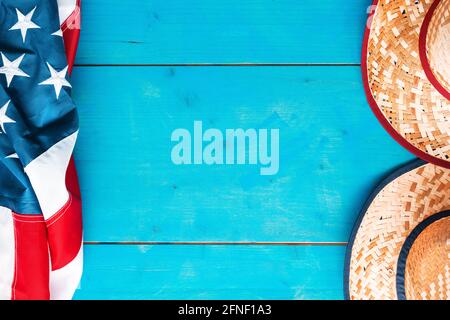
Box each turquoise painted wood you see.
[69,1,409,300]
[77,0,372,64]
[74,245,345,300]
[71,66,414,242]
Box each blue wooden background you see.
[71,0,414,299]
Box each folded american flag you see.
[0,0,82,300]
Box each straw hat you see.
[363,0,450,168]
[345,159,450,300]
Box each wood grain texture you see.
[74,244,345,300]
[71,66,414,242]
[70,2,406,299]
[76,0,372,64]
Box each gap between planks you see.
[74,63,360,67]
[83,241,347,246]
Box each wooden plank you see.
[74,244,345,299]
[77,0,372,64]
[71,66,414,242]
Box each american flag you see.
[0,0,82,300]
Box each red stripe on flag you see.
[66,157,81,199]
[11,214,50,300]
[46,194,82,271]
[62,0,81,74]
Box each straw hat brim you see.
[363,0,450,169]
[345,159,450,300]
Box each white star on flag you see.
[9,7,41,42]
[52,29,63,37]
[5,153,19,159]
[0,53,30,87]
[39,63,72,99]
[0,100,16,133]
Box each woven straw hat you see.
[363,0,450,168]
[345,159,450,300]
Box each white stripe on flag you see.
[50,243,83,300]
[24,131,78,220]
[57,0,78,25]
[0,207,14,300]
